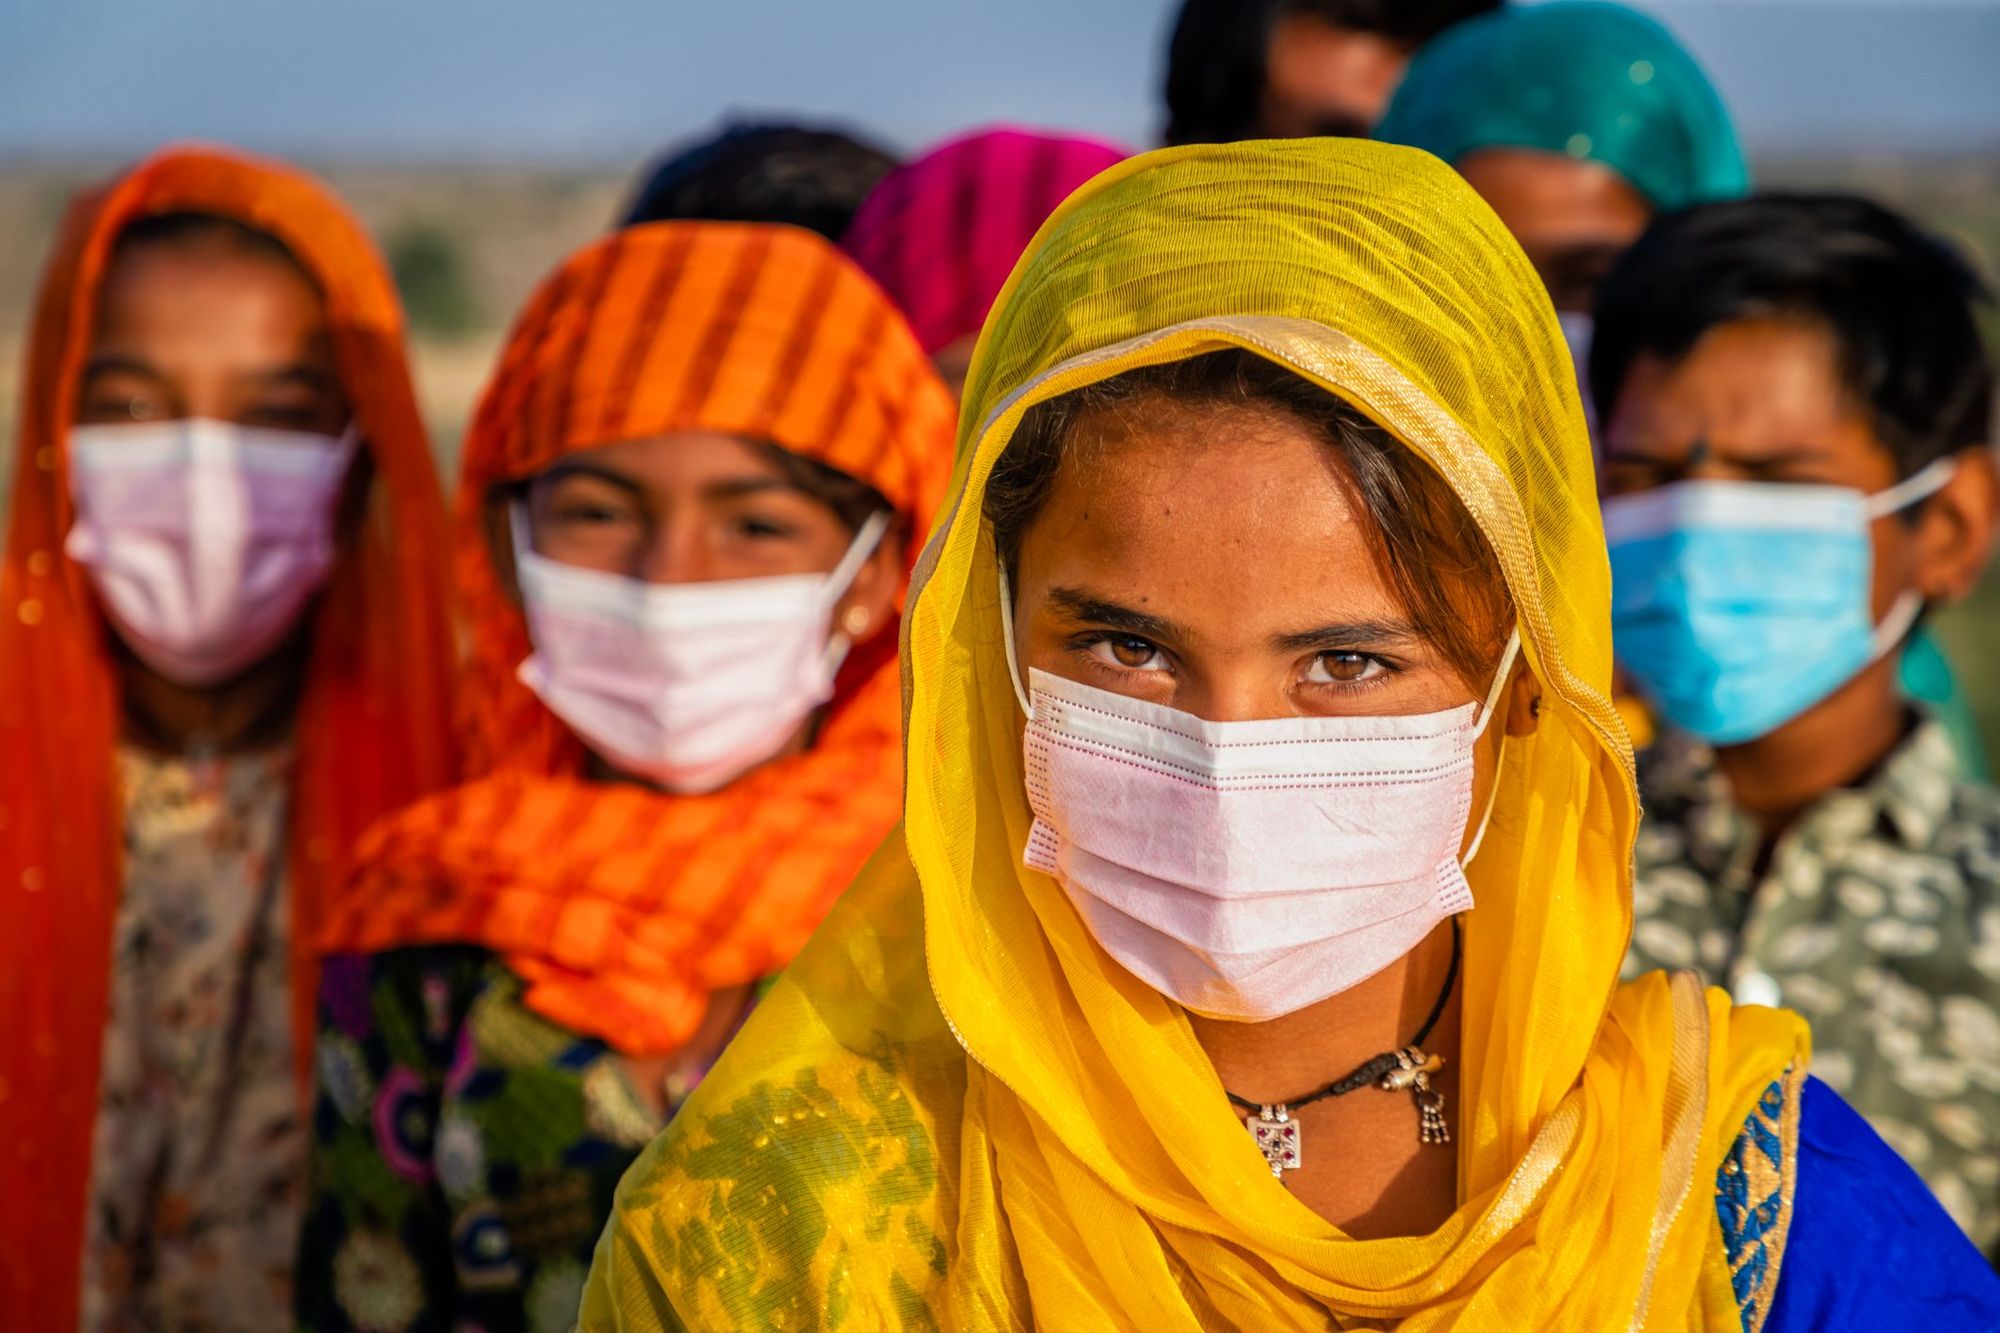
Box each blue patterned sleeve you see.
[1766,1077,2000,1331]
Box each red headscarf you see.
[0,145,456,1327]
[317,222,955,1057]
[841,126,1130,354]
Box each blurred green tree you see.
[386,221,479,337]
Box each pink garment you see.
[841,127,1129,355]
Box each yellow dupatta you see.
[583,139,1808,1331]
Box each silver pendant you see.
[1379,1046,1450,1147]
[1245,1103,1301,1177]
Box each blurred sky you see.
[2,0,1997,162]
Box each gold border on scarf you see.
[1628,972,1712,1329]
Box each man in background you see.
[1597,194,2000,1257]
[1161,0,1500,144]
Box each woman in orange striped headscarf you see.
[299,221,953,1330]
[0,146,454,1329]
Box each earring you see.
[1529,696,1543,719]
[842,606,872,637]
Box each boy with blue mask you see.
[1594,193,2000,1256]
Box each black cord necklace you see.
[1224,918,1461,1178]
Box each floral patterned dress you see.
[82,743,304,1332]
[297,947,744,1333]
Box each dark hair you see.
[1162,0,1502,145]
[619,121,898,240]
[1590,193,1996,477]
[113,210,311,279]
[986,349,1512,687]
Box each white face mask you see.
[1003,570,1518,1021]
[63,418,357,687]
[514,507,890,794]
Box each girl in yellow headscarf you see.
[581,139,1998,1330]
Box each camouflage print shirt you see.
[1623,719,2000,1259]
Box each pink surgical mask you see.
[64,418,357,687]
[514,507,889,795]
[1005,579,1518,1021]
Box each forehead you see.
[1455,148,1650,241]
[1019,399,1409,621]
[1605,318,1875,454]
[1265,16,1407,101]
[90,237,329,354]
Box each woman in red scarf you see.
[0,145,454,1329]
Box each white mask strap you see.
[1864,457,1956,520]
[1460,629,1522,865]
[823,509,894,605]
[1463,730,1507,867]
[1470,629,1522,742]
[998,561,1034,718]
[818,509,895,673]
[1871,588,1927,662]
[1858,460,1953,663]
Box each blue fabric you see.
[1768,1077,2000,1330]
[1900,627,1991,780]
[1607,482,1882,745]
[1715,1078,1792,1323]
[1374,1,1746,212]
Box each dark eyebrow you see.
[1606,437,1835,469]
[1271,618,1423,655]
[1047,585,1181,643]
[79,353,164,382]
[244,363,342,394]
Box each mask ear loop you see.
[998,561,1034,719]
[1463,628,1524,866]
[1863,456,1957,520]
[1470,629,1521,741]
[1861,457,1958,664]
[818,508,895,673]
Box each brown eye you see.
[1110,637,1157,668]
[1309,651,1381,685]
[1088,635,1166,672]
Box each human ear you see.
[1503,660,1542,739]
[1911,446,2000,604]
[832,517,907,644]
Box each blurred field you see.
[1,151,1995,754]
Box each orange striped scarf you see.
[317,222,955,1055]
[0,144,457,1328]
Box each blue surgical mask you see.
[1604,460,1954,745]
